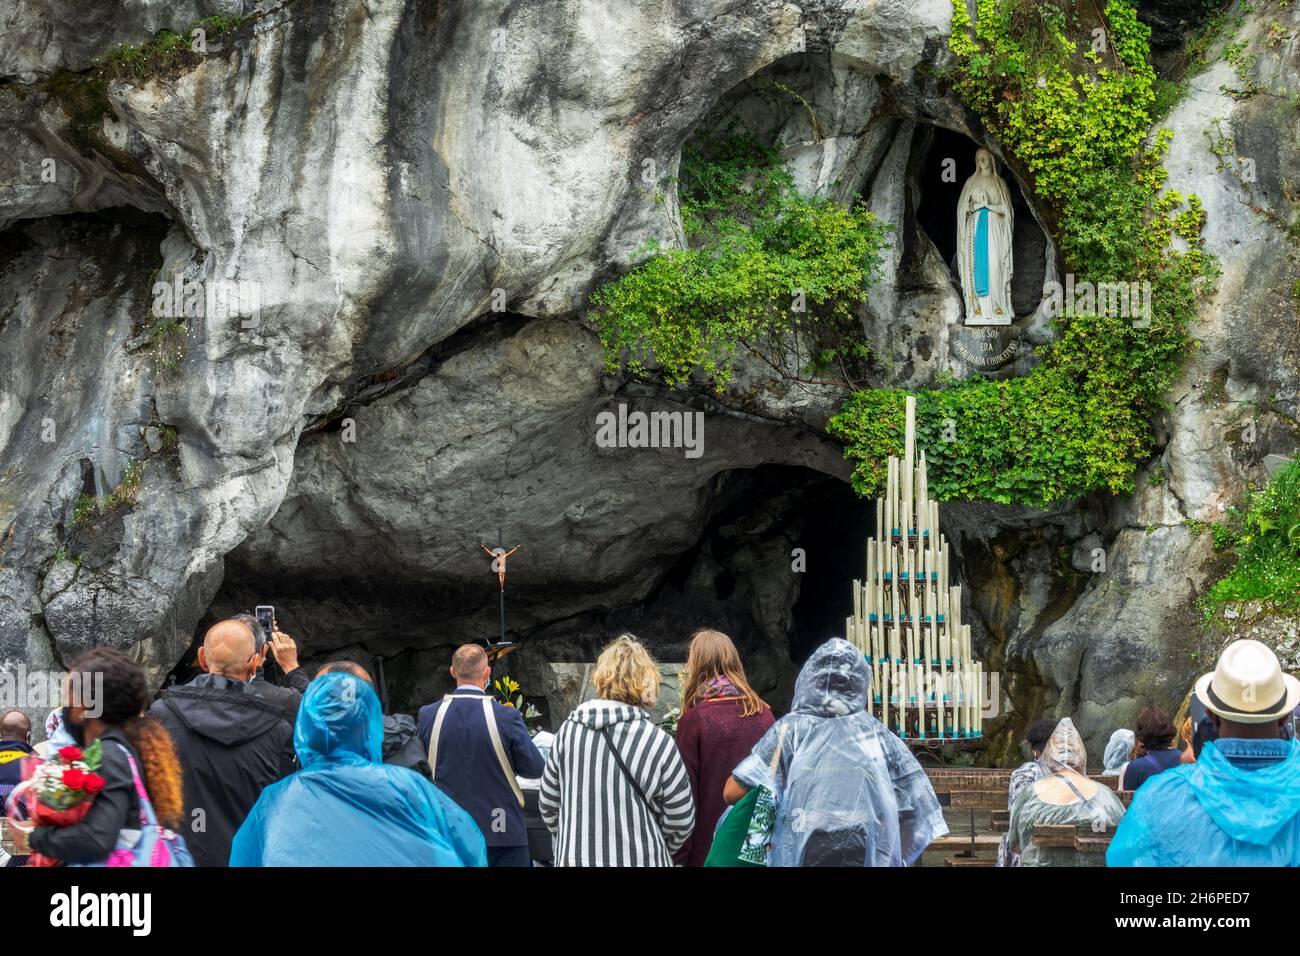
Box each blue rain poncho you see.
[1107,737,1300,867]
[731,638,948,866]
[230,673,486,867]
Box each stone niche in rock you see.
[689,51,1058,394]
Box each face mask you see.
[62,706,86,746]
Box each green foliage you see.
[1201,460,1300,614]
[1221,36,1262,99]
[830,0,1215,504]
[148,317,188,374]
[72,494,98,528]
[590,125,889,388]
[71,461,146,527]
[98,15,250,81]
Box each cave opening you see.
[180,459,873,720]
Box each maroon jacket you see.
[673,697,774,866]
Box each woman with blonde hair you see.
[673,628,773,865]
[539,634,695,866]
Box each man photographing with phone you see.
[231,609,310,724]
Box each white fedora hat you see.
[1194,639,1300,724]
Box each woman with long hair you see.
[20,646,188,865]
[673,628,773,866]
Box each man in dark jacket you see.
[417,645,545,866]
[0,710,34,794]
[1,710,35,864]
[151,619,296,866]
[232,612,309,724]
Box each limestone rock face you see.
[0,0,959,712]
[1,0,1297,762]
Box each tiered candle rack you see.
[845,396,985,742]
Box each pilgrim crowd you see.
[2,611,1298,867]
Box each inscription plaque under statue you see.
[951,324,1020,372]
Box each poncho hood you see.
[294,672,383,768]
[791,638,870,717]
[1190,738,1300,845]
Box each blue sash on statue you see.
[973,206,990,297]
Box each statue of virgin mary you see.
[957,148,1014,325]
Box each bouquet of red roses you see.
[8,740,106,867]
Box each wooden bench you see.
[1030,823,1117,855]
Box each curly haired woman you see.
[19,646,187,865]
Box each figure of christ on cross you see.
[481,543,520,592]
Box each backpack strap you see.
[111,741,158,829]
[1051,771,1089,804]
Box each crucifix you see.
[480,530,521,675]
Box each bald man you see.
[149,619,296,866]
[0,709,34,794]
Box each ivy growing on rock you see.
[831,0,1217,504]
[592,0,1216,508]
[591,126,889,388]
[1201,459,1300,615]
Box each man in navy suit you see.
[418,644,545,866]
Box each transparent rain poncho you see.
[731,638,948,866]
[230,673,486,867]
[1102,729,1135,776]
[1008,718,1125,867]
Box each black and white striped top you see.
[539,699,695,866]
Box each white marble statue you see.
[957,148,1014,325]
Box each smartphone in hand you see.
[255,605,275,647]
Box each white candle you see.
[900,661,908,736]
[887,457,896,535]
[904,396,915,537]
[881,658,889,728]
[916,663,925,739]
[939,648,948,736]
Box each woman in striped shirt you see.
[540,635,695,866]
